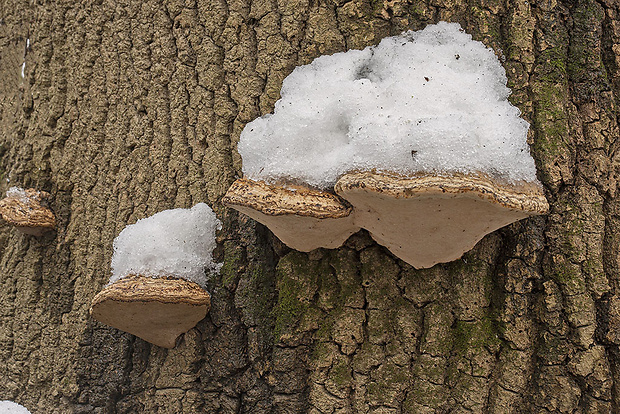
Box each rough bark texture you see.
[1,0,620,412]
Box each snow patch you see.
[0,401,31,414]
[6,187,29,204]
[110,203,222,289]
[239,22,539,189]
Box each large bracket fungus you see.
[0,187,56,236]
[334,171,548,268]
[90,203,221,348]
[223,178,358,251]
[225,22,550,268]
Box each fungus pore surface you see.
[335,171,548,268]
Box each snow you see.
[6,187,29,203]
[0,401,31,414]
[110,203,222,289]
[239,22,539,189]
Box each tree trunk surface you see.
[1,0,620,412]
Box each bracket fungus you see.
[90,203,221,348]
[0,187,56,236]
[335,171,548,268]
[90,275,211,348]
[222,178,358,251]
[226,22,550,267]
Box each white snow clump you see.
[110,203,222,289]
[6,187,29,203]
[239,22,538,189]
[0,401,31,414]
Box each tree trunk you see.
[1,0,620,412]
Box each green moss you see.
[272,251,320,341]
[551,261,586,294]
[367,362,409,404]
[452,318,501,354]
[531,80,569,161]
[329,361,353,387]
[536,47,568,84]
[315,314,335,340]
[567,0,604,81]
[410,4,425,16]
[312,341,331,360]
[468,5,486,20]
[220,241,243,286]
[272,273,307,341]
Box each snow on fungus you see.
[227,22,549,266]
[238,21,539,190]
[90,203,221,348]
[223,178,358,251]
[0,187,56,235]
[109,202,222,289]
[335,171,548,268]
[0,401,31,414]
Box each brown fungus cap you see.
[222,178,359,251]
[90,275,211,348]
[335,171,549,268]
[0,188,56,236]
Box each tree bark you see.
[1,0,620,412]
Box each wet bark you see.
[1,0,620,412]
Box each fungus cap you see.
[222,178,359,251]
[90,275,211,348]
[0,188,56,236]
[335,171,549,268]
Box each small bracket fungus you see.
[335,171,548,268]
[222,178,358,251]
[0,187,56,235]
[226,22,550,267]
[90,203,221,348]
[90,275,211,348]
